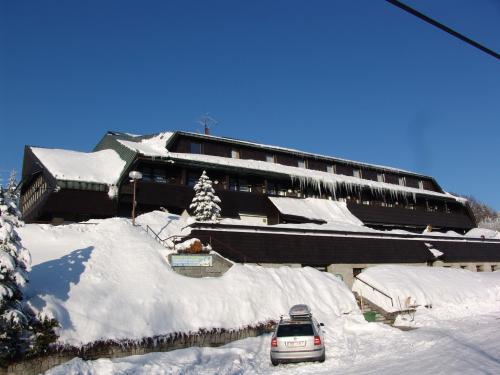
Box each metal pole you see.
[132,179,136,225]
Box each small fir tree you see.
[0,187,57,365]
[189,171,221,222]
[5,171,19,207]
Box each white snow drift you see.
[19,212,358,346]
[353,265,500,314]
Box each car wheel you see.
[319,353,326,363]
[271,359,279,366]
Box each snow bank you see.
[466,227,500,239]
[352,265,500,314]
[30,147,125,185]
[20,212,358,346]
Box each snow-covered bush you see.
[189,171,221,222]
[0,187,57,365]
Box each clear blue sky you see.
[1,0,499,210]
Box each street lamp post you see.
[129,170,142,225]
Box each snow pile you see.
[30,148,125,185]
[269,197,364,226]
[466,227,500,239]
[352,265,500,314]
[19,211,358,346]
[118,132,174,156]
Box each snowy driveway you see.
[47,312,500,374]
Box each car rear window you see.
[277,323,314,337]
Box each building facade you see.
[20,130,499,284]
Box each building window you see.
[266,183,276,195]
[229,177,239,191]
[476,265,484,272]
[418,180,424,189]
[491,265,497,272]
[231,149,240,159]
[398,176,406,186]
[353,169,361,178]
[298,159,306,168]
[153,168,166,183]
[239,178,249,192]
[190,142,202,154]
[377,173,385,182]
[266,154,275,163]
[327,165,334,173]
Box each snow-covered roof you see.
[269,197,365,226]
[31,147,126,185]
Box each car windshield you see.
[277,323,314,337]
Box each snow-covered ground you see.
[46,312,500,374]
[17,210,500,374]
[18,212,358,346]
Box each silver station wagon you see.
[270,304,326,366]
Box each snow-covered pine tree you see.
[189,171,221,222]
[5,170,19,206]
[0,187,57,365]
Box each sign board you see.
[171,254,213,267]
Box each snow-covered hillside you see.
[18,212,359,346]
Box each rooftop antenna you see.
[197,113,218,135]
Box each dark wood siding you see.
[347,202,475,231]
[203,141,230,157]
[189,228,433,264]
[384,173,399,184]
[405,176,420,189]
[276,153,298,167]
[335,164,353,176]
[31,190,118,222]
[240,147,267,161]
[423,179,437,192]
[170,138,191,153]
[307,159,328,172]
[362,169,378,181]
[427,241,500,262]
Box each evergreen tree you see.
[0,187,57,365]
[5,170,19,206]
[189,171,221,222]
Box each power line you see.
[385,0,499,60]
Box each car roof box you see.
[289,304,312,319]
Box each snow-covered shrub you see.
[0,187,57,365]
[189,171,221,222]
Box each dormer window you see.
[353,168,361,178]
[327,165,335,173]
[231,149,240,159]
[190,142,202,154]
[266,154,275,163]
[377,173,385,182]
[399,176,406,186]
[418,180,424,189]
[298,159,306,169]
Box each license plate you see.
[286,341,306,348]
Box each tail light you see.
[271,337,278,347]
[314,336,321,346]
